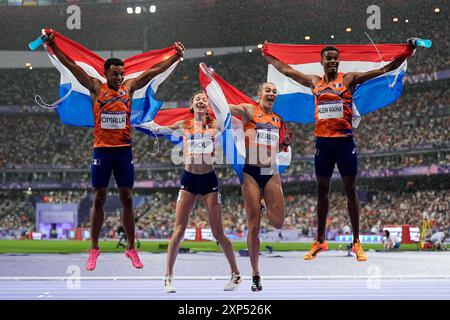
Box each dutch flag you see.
[198,63,292,182]
[39,29,179,127]
[138,63,293,183]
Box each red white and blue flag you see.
[198,63,292,182]
[136,108,194,145]
[137,63,292,182]
[263,42,413,124]
[40,29,179,127]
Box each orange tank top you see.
[182,117,217,157]
[93,83,132,148]
[244,105,283,150]
[312,72,353,138]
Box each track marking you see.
[2,275,450,281]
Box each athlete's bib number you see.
[187,138,214,155]
[317,101,344,120]
[255,129,279,147]
[101,112,126,129]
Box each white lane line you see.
[3,285,450,289]
[2,291,447,296]
[1,280,448,284]
[4,289,449,295]
[36,291,52,298]
[3,283,449,288]
[4,288,450,295]
[2,281,449,285]
[2,275,450,281]
[2,279,450,300]
[0,281,443,289]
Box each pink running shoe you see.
[86,248,100,271]
[125,249,144,269]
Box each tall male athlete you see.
[264,41,415,261]
[45,33,184,270]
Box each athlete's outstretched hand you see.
[283,129,295,147]
[405,38,418,57]
[174,42,185,57]
[407,38,418,49]
[261,40,269,56]
[45,32,55,47]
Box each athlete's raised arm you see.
[345,42,414,88]
[45,32,101,95]
[262,42,320,89]
[139,119,185,136]
[165,119,185,131]
[127,42,185,94]
[228,103,255,124]
[264,54,320,88]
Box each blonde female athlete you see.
[229,82,294,291]
[147,91,242,293]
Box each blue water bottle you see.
[415,38,432,48]
[28,34,48,51]
[409,38,432,49]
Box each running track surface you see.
[1,251,450,300]
[1,278,450,300]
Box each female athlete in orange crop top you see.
[228,82,294,291]
[149,91,242,293]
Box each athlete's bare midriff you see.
[182,120,217,175]
[245,145,277,168]
[184,163,215,175]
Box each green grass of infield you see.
[0,240,422,254]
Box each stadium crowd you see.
[0,0,448,243]
[0,0,447,75]
[1,82,448,169]
[1,48,449,107]
[1,188,448,240]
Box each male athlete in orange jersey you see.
[264,41,415,261]
[45,33,184,270]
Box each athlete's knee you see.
[210,226,223,240]
[267,208,284,229]
[317,179,330,196]
[318,186,329,199]
[270,220,283,229]
[213,230,228,243]
[247,222,260,235]
[119,190,133,208]
[93,190,107,209]
[172,226,186,241]
[344,182,357,196]
[270,216,284,229]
